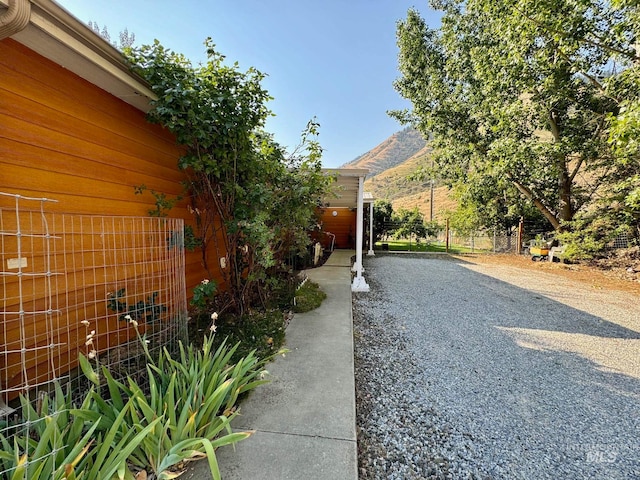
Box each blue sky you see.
[56,0,440,168]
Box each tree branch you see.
[512,5,640,62]
[569,155,586,185]
[555,48,605,92]
[548,111,561,142]
[569,115,606,184]
[510,178,561,230]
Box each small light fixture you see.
[332,210,338,217]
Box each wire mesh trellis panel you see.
[607,232,630,250]
[0,192,188,471]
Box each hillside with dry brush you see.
[343,127,456,221]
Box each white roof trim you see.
[1,0,156,112]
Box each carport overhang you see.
[322,168,373,292]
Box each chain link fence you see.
[435,231,520,253]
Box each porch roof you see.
[322,168,373,208]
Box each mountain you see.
[341,127,457,222]
[363,143,431,202]
[342,126,427,176]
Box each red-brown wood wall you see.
[317,208,357,250]
[0,39,223,283]
[0,38,224,402]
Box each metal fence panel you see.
[1,192,188,473]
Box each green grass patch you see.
[293,280,327,313]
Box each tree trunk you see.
[548,109,573,227]
[511,179,562,230]
[558,163,573,223]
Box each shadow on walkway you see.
[183,250,358,480]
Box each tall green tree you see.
[372,199,395,242]
[88,21,136,49]
[393,207,429,240]
[602,0,640,239]
[392,1,638,233]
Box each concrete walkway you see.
[183,250,358,480]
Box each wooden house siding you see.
[0,39,184,216]
[0,38,223,403]
[0,39,219,280]
[317,208,357,250]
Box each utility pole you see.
[445,217,450,253]
[429,158,434,222]
[429,178,434,222]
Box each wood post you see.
[445,218,450,253]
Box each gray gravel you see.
[353,254,640,480]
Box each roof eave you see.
[321,168,370,208]
[1,0,156,112]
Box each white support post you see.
[367,200,375,256]
[352,175,370,292]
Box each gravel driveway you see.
[353,254,640,480]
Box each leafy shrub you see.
[206,310,288,364]
[558,215,630,261]
[0,332,279,480]
[293,280,327,313]
[190,278,218,312]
